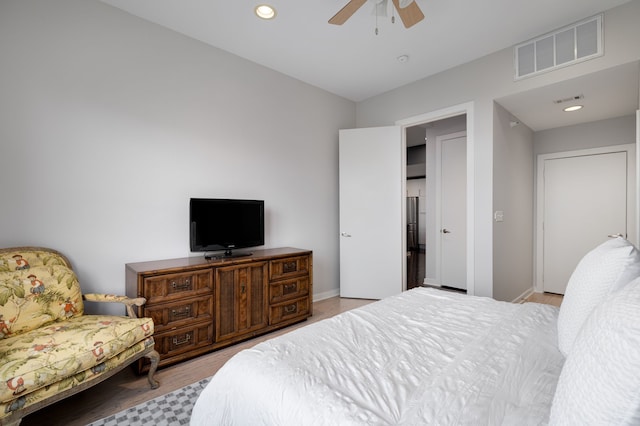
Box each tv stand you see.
[204,250,253,260]
[125,247,312,373]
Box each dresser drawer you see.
[269,277,309,304]
[143,295,213,332]
[154,322,214,360]
[270,256,310,281]
[270,296,309,325]
[142,269,213,304]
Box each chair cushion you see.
[0,265,84,338]
[0,314,154,403]
[556,237,640,356]
[0,336,154,418]
[549,277,640,425]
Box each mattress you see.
[191,288,564,425]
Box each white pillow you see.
[549,277,640,425]
[557,237,640,356]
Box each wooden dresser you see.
[125,247,312,372]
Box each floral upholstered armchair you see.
[0,247,159,425]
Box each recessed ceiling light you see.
[255,4,277,20]
[563,105,583,112]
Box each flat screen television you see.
[190,198,264,259]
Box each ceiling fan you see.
[329,0,424,29]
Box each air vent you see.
[514,14,603,80]
[553,94,584,104]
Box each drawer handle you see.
[171,306,191,319]
[171,279,192,291]
[282,262,297,273]
[283,283,297,294]
[172,334,191,346]
[284,304,297,314]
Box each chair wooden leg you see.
[145,350,160,389]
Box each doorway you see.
[337,103,475,299]
[404,115,468,291]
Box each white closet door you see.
[439,133,467,290]
[542,151,627,294]
[339,126,403,299]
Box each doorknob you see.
[341,232,352,237]
[442,229,451,234]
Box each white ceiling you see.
[100,0,638,130]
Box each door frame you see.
[535,143,637,293]
[637,110,640,245]
[396,102,475,296]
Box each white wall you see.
[493,103,534,302]
[534,114,637,155]
[356,0,640,297]
[0,0,356,311]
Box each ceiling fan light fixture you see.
[329,0,423,29]
[372,0,388,18]
[255,4,277,20]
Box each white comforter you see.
[191,288,564,425]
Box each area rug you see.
[89,377,211,426]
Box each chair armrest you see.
[83,293,147,318]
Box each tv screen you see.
[190,198,264,257]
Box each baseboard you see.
[512,287,535,304]
[313,288,340,301]
[423,278,441,287]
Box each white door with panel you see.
[438,132,467,290]
[339,126,404,299]
[541,149,631,294]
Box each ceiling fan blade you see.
[392,0,424,28]
[329,0,368,25]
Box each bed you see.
[191,237,640,425]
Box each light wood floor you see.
[21,291,562,426]
[524,291,564,307]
